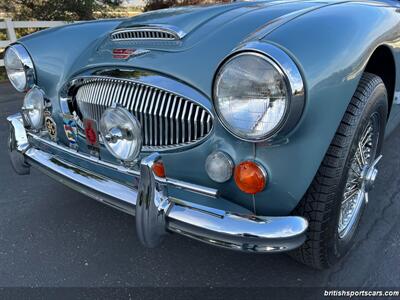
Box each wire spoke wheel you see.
[290,73,388,269]
[338,114,381,239]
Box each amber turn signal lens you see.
[234,161,266,194]
[152,161,166,178]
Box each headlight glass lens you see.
[22,87,45,130]
[214,53,288,141]
[4,45,35,92]
[100,107,142,161]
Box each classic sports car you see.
[5,0,400,269]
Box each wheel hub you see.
[361,163,379,193]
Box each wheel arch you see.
[363,44,396,118]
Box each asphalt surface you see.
[0,81,399,289]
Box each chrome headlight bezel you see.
[212,42,305,142]
[4,44,36,92]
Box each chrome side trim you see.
[111,24,186,41]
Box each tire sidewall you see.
[328,82,388,264]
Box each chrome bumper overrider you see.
[7,113,308,253]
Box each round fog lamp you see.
[99,106,142,161]
[22,87,45,130]
[205,151,234,183]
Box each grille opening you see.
[111,28,179,41]
[74,78,212,150]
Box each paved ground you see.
[0,82,399,289]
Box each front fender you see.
[252,2,400,215]
[18,20,122,102]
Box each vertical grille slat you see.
[153,91,162,146]
[169,96,178,145]
[129,83,140,112]
[187,103,194,142]
[163,94,172,146]
[147,90,157,146]
[175,98,182,144]
[193,106,200,141]
[75,78,212,150]
[200,110,206,137]
[180,101,188,144]
[142,87,152,145]
[158,92,167,146]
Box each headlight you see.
[99,106,142,162]
[22,87,45,130]
[214,52,289,141]
[4,44,36,92]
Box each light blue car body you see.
[16,0,400,216]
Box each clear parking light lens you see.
[4,44,35,92]
[22,87,45,130]
[205,151,234,183]
[214,52,288,141]
[99,106,142,161]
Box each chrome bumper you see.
[7,113,308,253]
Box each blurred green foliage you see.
[0,0,126,21]
[144,0,231,11]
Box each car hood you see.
[115,2,251,35]
[111,1,332,49]
[91,1,334,95]
[19,0,338,99]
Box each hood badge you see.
[112,48,150,60]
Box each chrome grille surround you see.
[111,26,185,41]
[73,77,213,151]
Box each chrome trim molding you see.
[213,41,305,142]
[4,44,36,92]
[111,25,186,41]
[8,113,308,253]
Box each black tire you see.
[290,73,388,269]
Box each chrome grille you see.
[111,28,179,41]
[75,78,213,150]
